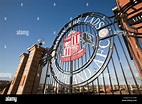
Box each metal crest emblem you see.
[60,31,86,62]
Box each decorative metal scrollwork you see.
[114,0,142,37]
[48,12,116,87]
[39,0,142,94]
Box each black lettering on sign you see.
[127,12,142,26]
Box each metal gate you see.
[38,0,142,95]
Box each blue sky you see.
[0,0,117,81]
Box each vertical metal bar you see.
[106,67,114,95]
[55,82,57,94]
[43,61,50,94]
[52,76,55,94]
[85,25,88,61]
[102,72,107,95]
[97,77,100,95]
[81,24,84,65]
[62,62,64,72]
[69,61,73,94]
[88,25,92,56]
[69,21,73,94]
[74,59,76,71]
[118,35,140,94]
[65,61,66,72]
[76,24,80,69]
[51,74,54,94]
[91,82,95,94]
[114,43,131,94]
[94,80,98,95]
[78,59,79,70]
[87,82,89,94]
[111,58,122,94]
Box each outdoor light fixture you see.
[38,39,45,46]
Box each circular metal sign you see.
[50,12,115,87]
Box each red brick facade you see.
[116,0,142,79]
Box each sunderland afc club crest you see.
[60,30,86,62]
[51,12,115,86]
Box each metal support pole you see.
[42,48,54,94]
[43,61,50,94]
[69,21,74,94]
[69,61,73,94]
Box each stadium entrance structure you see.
[4,0,142,95]
[39,0,142,95]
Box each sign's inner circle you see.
[51,12,115,86]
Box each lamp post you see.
[31,39,45,94]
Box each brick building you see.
[115,0,142,79]
[7,44,45,94]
